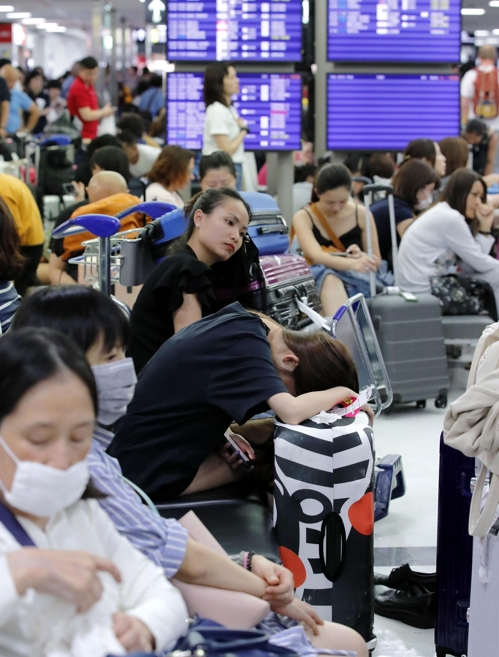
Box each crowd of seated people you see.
[1,63,499,653]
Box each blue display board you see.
[327,0,460,63]
[327,74,460,151]
[167,72,302,151]
[167,0,302,62]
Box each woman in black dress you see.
[127,187,253,373]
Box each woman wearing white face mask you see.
[10,286,369,657]
[398,168,499,311]
[0,328,188,657]
[370,159,440,265]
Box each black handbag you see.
[430,274,498,321]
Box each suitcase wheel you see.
[435,393,448,409]
[416,400,426,409]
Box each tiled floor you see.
[372,364,469,656]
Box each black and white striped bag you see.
[273,408,375,644]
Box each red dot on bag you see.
[348,492,374,536]
[278,546,307,587]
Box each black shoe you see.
[374,582,436,629]
[373,563,436,592]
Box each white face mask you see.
[415,190,433,211]
[92,357,137,426]
[0,436,90,517]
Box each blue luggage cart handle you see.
[116,201,178,221]
[52,214,121,239]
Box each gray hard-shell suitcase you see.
[363,184,449,410]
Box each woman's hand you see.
[7,548,121,613]
[236,118,247,129]
[113,613,155,653]
[345,244,362,257]
[348,252,379,273]
[271,598,324,636]
[477,202,495,232]
[220,430,255,470]
[251,556,295,607]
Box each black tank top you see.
[306,204,363,250]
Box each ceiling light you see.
[45,26,67,32]
[0,6,14,11]
[6,12,30,18]
[37,23,59,29]
[462,7,486,14]
[475,29,490,35]
[21,17,46,25]
[489,1,499,6]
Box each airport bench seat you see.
[156,483,281,563]
[441,314,494,344]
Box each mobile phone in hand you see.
[225,434,254,470]
[63,182,78,197]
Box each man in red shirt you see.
[67,56,115,143]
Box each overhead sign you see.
[0,23,12,44]
[146,0,166,25]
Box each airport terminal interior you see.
[2,1,499,656]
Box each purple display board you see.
[167,72,302,151]
[327,0,460,63]
[327,74,460,151]
[167,0,302,62]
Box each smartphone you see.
[62,182,78,197]
[225,433,253,470]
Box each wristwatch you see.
[479,230,492,235]
[240,125,250,134]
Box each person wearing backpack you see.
[461,45,499,173]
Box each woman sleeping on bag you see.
[0,328,188,657]
[109,301,370,503]
[11,285,368,657]
[127,187,255,374]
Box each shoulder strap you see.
[0,501,36,547]
[310,203,346,252]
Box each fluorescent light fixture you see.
[462,7,486,13]
[45,26,67,32]
[37,23,60,29]
[22,17,46,25]
[6,11,30,18]
[489,1,499,6]
[475,29,491,35]
[493,28,499,33]
[0,6,15,11]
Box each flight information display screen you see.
[327,0,460,63]
[327,74,460,151]
[167,0,302,62]
[167,72,302,151]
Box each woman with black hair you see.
[89,145,131,182]
[292,163,391,315]
[0,198,23,333]
[398,168,499,308]
[0,328,188,655]
[370,158,440,262]
[199,151,237,191]
[127,187,252,373]
[202,63,248,190]
[403,138,447,177]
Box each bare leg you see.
[320,274,348,316]
[180,453,242,496]
[308,621,368,657]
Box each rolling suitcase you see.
[363,184,449,409]
[273,407,376,649]
[435,434,474,657]
[240,192,289,255]
[238,253,322,329]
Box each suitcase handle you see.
[319,511,346,582]
[257,225,289,235]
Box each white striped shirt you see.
[0,282,21,335]
[89,427,188,578]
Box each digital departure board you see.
[167,1,302,62]
[327,0,460,63]
[167,72,302,151]
[327,74,460,151]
